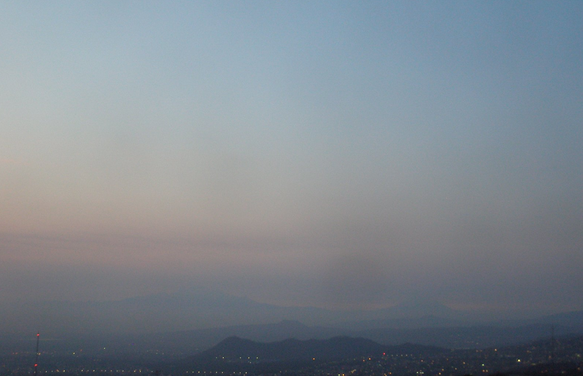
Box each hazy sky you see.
[1,1,582,316]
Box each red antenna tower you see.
[34,332,40,376]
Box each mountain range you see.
[2,291,583,356]
[170,335,449,375]
[5,290,566,336]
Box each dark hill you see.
[169,335,449,375]
[190,335,387,362]
[181,335,448,367]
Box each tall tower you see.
[34,332,40,376]
[550,325,555,374]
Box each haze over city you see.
[1,1,582,334]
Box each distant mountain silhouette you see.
[184,335,446,364]
[540,310,583,330]
[488,310,583,334]
[190,336,385,362]
[332,299,487,331]
[4,291,498,336]
[134,319,346,354]
[4,289,583,356]
[14,290,578,337]
[511,310,583,331]
[5,291,336,335]
[339,314,468,331]
[356,323,578,349]
[169,334,583,376]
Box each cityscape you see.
[2,315,583,376]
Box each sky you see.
[1,1,582,320]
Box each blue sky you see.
[1,1,582,318]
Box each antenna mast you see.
[550,325,555,374]
[34,332,40,376]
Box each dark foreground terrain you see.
[2,333,583,376]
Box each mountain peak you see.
[191,336,388,363]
